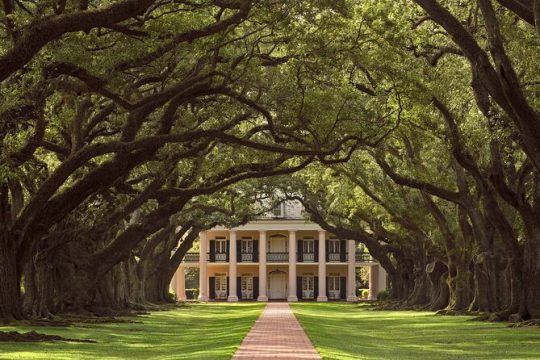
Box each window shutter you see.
[209,277,216,300]
[254,277,259,299]
[226,276,230,297]
[326,277,330,298]
[340,240,346,262]
[237,241,242,262]
[297,276,302,300]
[209,240,216,262]
[340,277,347,299]
[314,240,319,262]
[325,240,329,261]
[237,277,242,299]
[314,276,319,300]
[226,240,230,262]
[297,240,303,262]
[253,240,259,262]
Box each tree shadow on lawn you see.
[0,303,265,360]
[292,302,540,360]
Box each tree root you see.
[0,331,96,343]
[509,319,540,328]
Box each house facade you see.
[172,201,386,302]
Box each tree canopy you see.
[0,0,538,322]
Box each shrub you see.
[377,289,390,300]
[357,288,369,299]
[186,288,199,300]
[168,291,177,302]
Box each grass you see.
[0,303,264,360]
[291,302,540,360]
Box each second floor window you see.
[329,239,340,253]
[241,239,253,253]
[216,239,227,253]
[303,239,314,253]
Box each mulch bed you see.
[0,331,96,343]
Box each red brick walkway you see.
[232,302,321,360]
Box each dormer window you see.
[272,203,285,217]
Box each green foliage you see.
[377,289,390,300]
[185,288,199,300]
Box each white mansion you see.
[171,200,386,302]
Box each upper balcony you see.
[182,251,375,264]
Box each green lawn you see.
[0,303,264,360]
[291,302,540,360]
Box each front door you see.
[302,276,314,299]
[269,271,287,299]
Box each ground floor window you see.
[328,275,340,300]
[241,275,253,300]
[302,276,314,299]
[215,273,227,300]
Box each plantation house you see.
[171,201,386,301]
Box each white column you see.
[347,240,359,302]
[368,264,380,300]
[198,231,209,301]
[317,230,328,301]
[287,230,298,301]
[228,230,239,302]
[170,272,177,293]
[378,265,387,292]
[176,266,186,301]
[258,230,268,301]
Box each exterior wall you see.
[259,199,304,219]
[173,202,384,303]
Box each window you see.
[241,239,253,253]
[215,273,227,292]
[303,239,314,253]
[272,203,284,217]
[216,239,227,253]
[328,276,340,291]
[241,276,253,291]
[329,239,340,253]
[302,276,314,291]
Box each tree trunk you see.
[521,226,540,319]
[426,260,449,310]
[0,229,23,321]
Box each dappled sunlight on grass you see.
[0,303,264,360]
[291,303,540,360]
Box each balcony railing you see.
[215,253,227,262]
[183,252,200,262]
[267,252,288,262]
[328,253,342,262]
[355,253,372,262]
[183,251,376,264]
[301,252,315,262]
[240,252,254,262]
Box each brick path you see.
[232,302,321,360]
